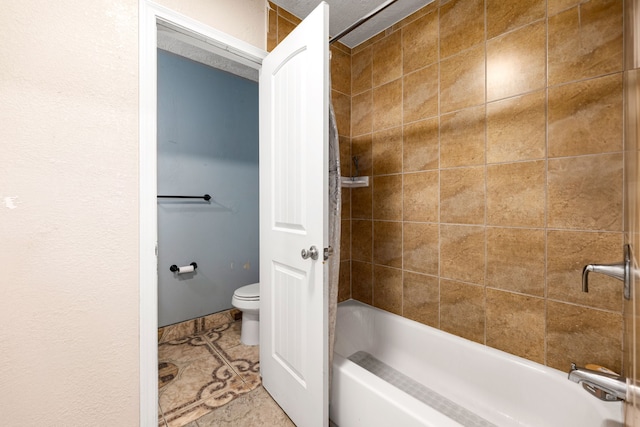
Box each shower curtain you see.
[328,94,341,382]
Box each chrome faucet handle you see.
[582,263,624,292]
[582,244,631,300]
[568,362,627,402]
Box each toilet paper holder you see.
[170,262,198,273]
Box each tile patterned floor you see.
[182,386,296,427]
[158,321,268,427]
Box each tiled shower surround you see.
[269,0,624,373]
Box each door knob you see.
[582,244,631,300]
[301,246,319,260]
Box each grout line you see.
[158,399,169,427]
[483,0,488,347]
[436,3,442,331]
[400,23,405,318]
[544,0,552,366]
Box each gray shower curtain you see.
[328,97,341,382]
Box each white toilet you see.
[231,283,260,346]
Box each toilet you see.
[231,283,260,346]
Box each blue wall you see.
[157,49,259,327]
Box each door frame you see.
[138,2,266,424]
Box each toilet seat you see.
[233,283,259,301]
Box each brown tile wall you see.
[267,2,354,304]
[349,0,624,372]
[268,0,625,373]
[623,0,640,420]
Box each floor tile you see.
[214,344,261,390]
[204,322,242,350]
[193,386,295,427]
[158,321,262,427]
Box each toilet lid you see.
[234,283,260,300]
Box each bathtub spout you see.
[568,363,627,402]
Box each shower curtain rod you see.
[329,0,399,45]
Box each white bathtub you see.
[330,300,623,427]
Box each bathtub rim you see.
[333,298,624,427]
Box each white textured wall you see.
[0,1,265,425]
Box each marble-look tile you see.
[548,0,623,86]
[338,260,351,302]
[158,327,259,427]
[487,20,546,102]
[351,46,372,95]
[403,272,439,327]
[267,7,277,52]
[351,220,373,262]
[330,45,351,96]
[547,230,623,311]
[486,228,545,297]
[202,312,235,333]
[547,153,623,231]
[440,44,485,114]
[340,219,351,261]
[276,16,296,44]
[351,90,372,137]
[332,41,351,55]
[403,118,439,172]
[159,320,198,343]
[373,221,403,268]
[487,90,546,163]
[351,185,372,219]
[373,175,403,220]
[352,261,373,304]
[193,387,295,427]
[372,127,403,175]
[487,160,546,227]
[403,64,439,123]
[351,134,372,177]
[403,171,439,222]
[486,0,545,39]
[166,385,255,426]
[486,289,545,363]
[548,73,623,157]
[440,225,485,285]
[439,0,485,59]
[548,0,582,16]
[276,7,300,25]
[205,322,242,351]
[353,32,386,55]
[393,1,439,32]
[158,334,213,362]
[332,90,351,139]
[373,265,403,315]
[440,106,485,168]
[403,222,439,275]
[373,31,402,87]
[341,188,351,221]
[440,167,485,225]
[373,79,403,131]
[215,344,260,390]
[159,361,179,390]
[440,279,485,344]
[402,11,439,73]
[340,134,351,177]
[547,301,622,372]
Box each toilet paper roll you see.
[178,265,195,274]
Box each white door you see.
[259,2,329,427]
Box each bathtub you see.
[330,300,623,427]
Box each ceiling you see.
[270,0,434,48]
